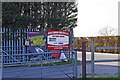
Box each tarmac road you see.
[77,52,119,66]
[2,52,119,78]
[3,63,119,78]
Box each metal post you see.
[70,28,74,58]
[73,51,77,78]
[82,41,86,80]
[0,31,2,80]
[0,1,2,79]
[40,54,43,78]
[72,51,75,78]
[75,51,77,78]
[91,41,94,80]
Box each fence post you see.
[91,41,94,80]
[82,41,86,80]
[0,24,3,79]
[70,28,74,58]
[72,51,77,78]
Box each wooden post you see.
[82,41,86,80]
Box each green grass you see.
[30,60,79,67]
[76,76,120,80]
[4,60,79,68]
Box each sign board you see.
[27,31,46,52]
[47,30,69,50]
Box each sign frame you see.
[47,30,70,50]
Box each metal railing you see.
[2,50,78,79]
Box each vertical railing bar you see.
[15,31,17,63]
[3,28,5,64]
[3,28,6,63]
[16,30,19,62]
[26,29,29,61]
[8,28,10,64]
[22,29,25,63]
[20,29,22,63]
[12,29,14,63]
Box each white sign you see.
[48,34,69,45]
[47,30,69,50]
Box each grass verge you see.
[76,76,120,80]
[4,60,80,68]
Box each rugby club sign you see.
[47,30,69,50]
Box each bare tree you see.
[98,26,116,36]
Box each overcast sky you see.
[74,0,119,37]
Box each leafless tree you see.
[98,26,117,36]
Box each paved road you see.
[3,63,119,78]
[77,52,119,66]
[2,52,119,78]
